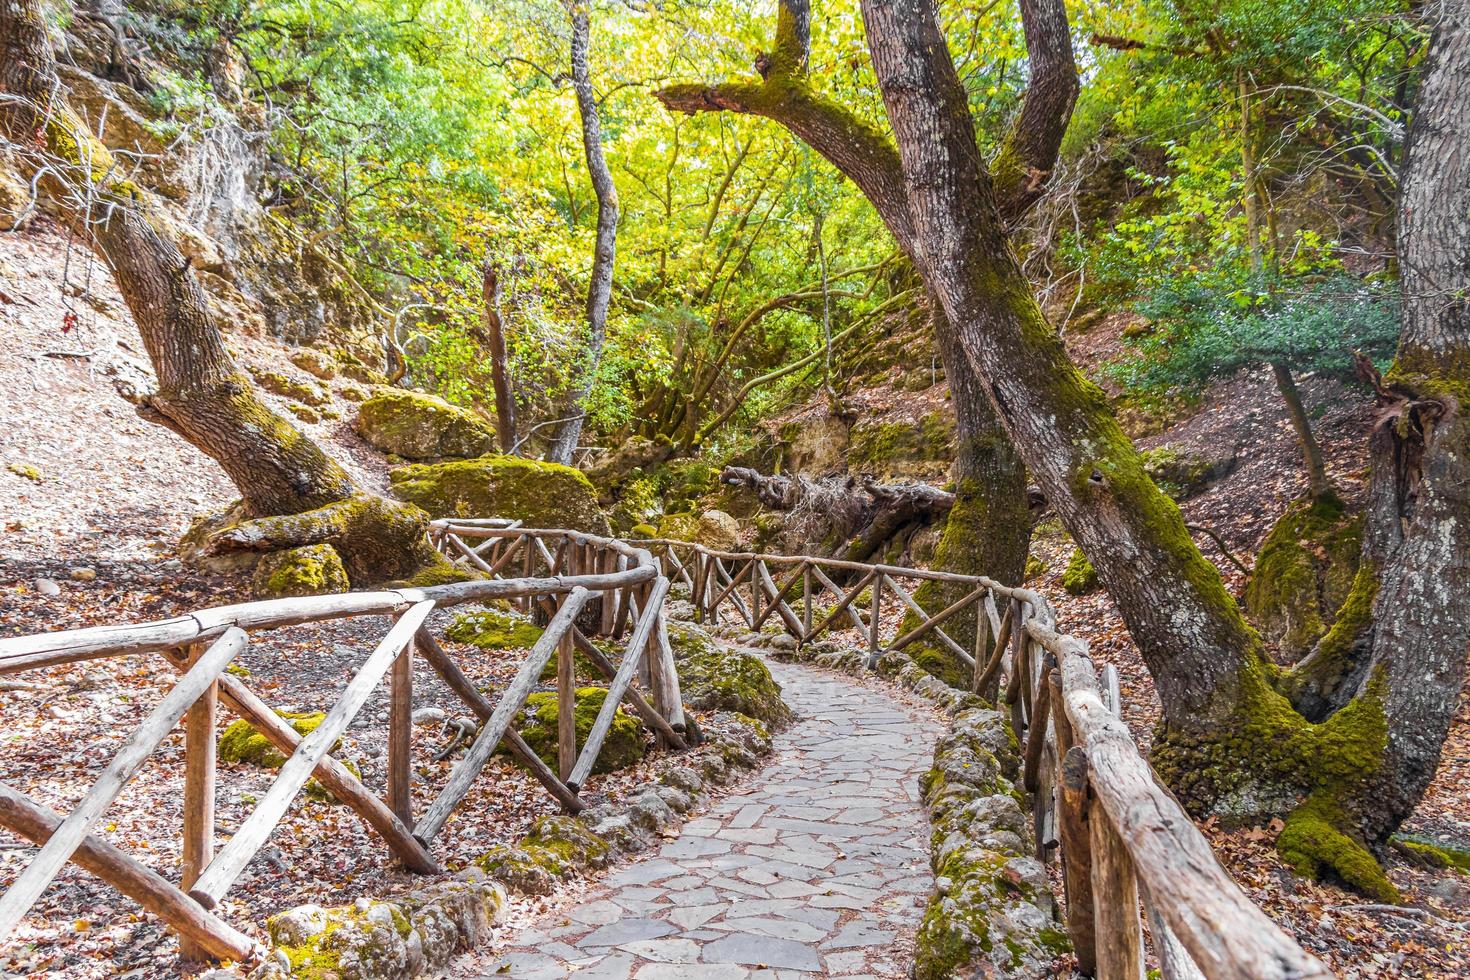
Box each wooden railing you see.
[0,522,1332,978]
[0,522,688,962]
[643,537,1332,980]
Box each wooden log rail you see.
[0,521,689,965]
[0,520,1330,978]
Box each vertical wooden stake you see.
[557,622,577,782]
[387,638,413,826]
[179,642,216,962]
[1090,801,1143,980]
[869,577,882,656]
[1058,747,1097,976]
[971,593,991,695]
[748,561,761,628]
[802,564,813,639]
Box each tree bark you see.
[1269,361,1332,499]
[854,0,1470,893]
[656,0,1045,597]
[549,2,619,465]
[480,256,518,453]
[0,0,452,585]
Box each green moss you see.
[252,369,330,406]
[911,644,971,690]
[1384,346,1470,405]
[354,388,496,460]
[1393,835,1470,872]
[1060,548,1099,595]
[1279,795,1399,903]
[1245,497,1363,661]
[1140,446,1222,500]
[446,610,545,650]
[251,544,350,598]
[629,523,657,537]
[1024,555,1046,581]
[219,712,331,768]
[7,462,42,481]
[677,649,794,726]
[848,413,954,473]
[389,456,610,533]
[1278,562,1379,714]
[512,687,645,775]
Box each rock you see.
[68,567,97,582]
[769,633,798,652]
[1140,445,1236,501]
[1060,547,1099,596]
[76,671,111,691]
[781,412,851,476]
[251,368,330,407]
[251,544,350,598]
[34,578,60,596]
[696,509,741,549]
[677,648,794,727]
[355,388,497,460]
[389,455,610,533]
[7,462,41,481]
[475,816,611,895]
[412,707,447,726]
[511,688,645,775]
[288,348,338,380]
[219,712,332,768]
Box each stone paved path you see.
[474,658,943,979]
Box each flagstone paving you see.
[474,657,943,979]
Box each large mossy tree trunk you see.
[656,0,1066,659]
[856,0,1470,900]
[0,0,453,588]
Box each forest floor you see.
[3,217,1469,978]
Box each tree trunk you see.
[855,0,1470,898]
[480,256,518,453]
[657,0,1045,613]
[1269,361,1332,499]
[0,0,453,587]
[549,2,619,465]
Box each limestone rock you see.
[512,688,645,775]
[355,388,496,460]
[676,648,794,727]
[389,455,610,533]
[288,347,338,380]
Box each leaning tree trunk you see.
[549,1,619,465]
[0,0,453,587]
[857,0,1470,900]
[656,0,1062,658]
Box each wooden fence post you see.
[1057,746,1097,976]
[388,638,413,827]
[557,623,577,782]
[1090,802,1144,980]
[180,641,216,961]
[869,576,882,658]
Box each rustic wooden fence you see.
[0,522,1332,978]
[645,537,1333,980]
[0,523,688,962]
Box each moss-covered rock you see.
[287,403,322,424]
[1245,495,1362,661]
[848,412,954,480]
[253,369,330,406]
[1140,445,1234,500]
[329,347,389,386]
[288,347,338,380]
[911,644,971,690]
[677,649,794,727]
[252,544,350,598]
[513,688,645,775]
[219,711,331,768]
[1060,547,1098,595]
[445,609,544,650]
[474,815,611,895]
[266,872,505,979]
[355,388,497,460]
[389,456,610,533]
[7,462,42,481]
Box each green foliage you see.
[1108,272,1400,396]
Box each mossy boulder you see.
[1060,548,1099,595]
[512,688,645,775]
[355,388,497,460]
[445,609,545,650]
[389,455,611,533]
[677,649,794,727]
[847,412,954,480]
[911,644,971,690]
[1246,495,1363,661]
[475,815,611,895]
[252,369,330,406]
[288,347,337,380]
[656,509,740,549]
[1141,445,1235,500]
[251,544,350,598]
[219,711,331,768]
